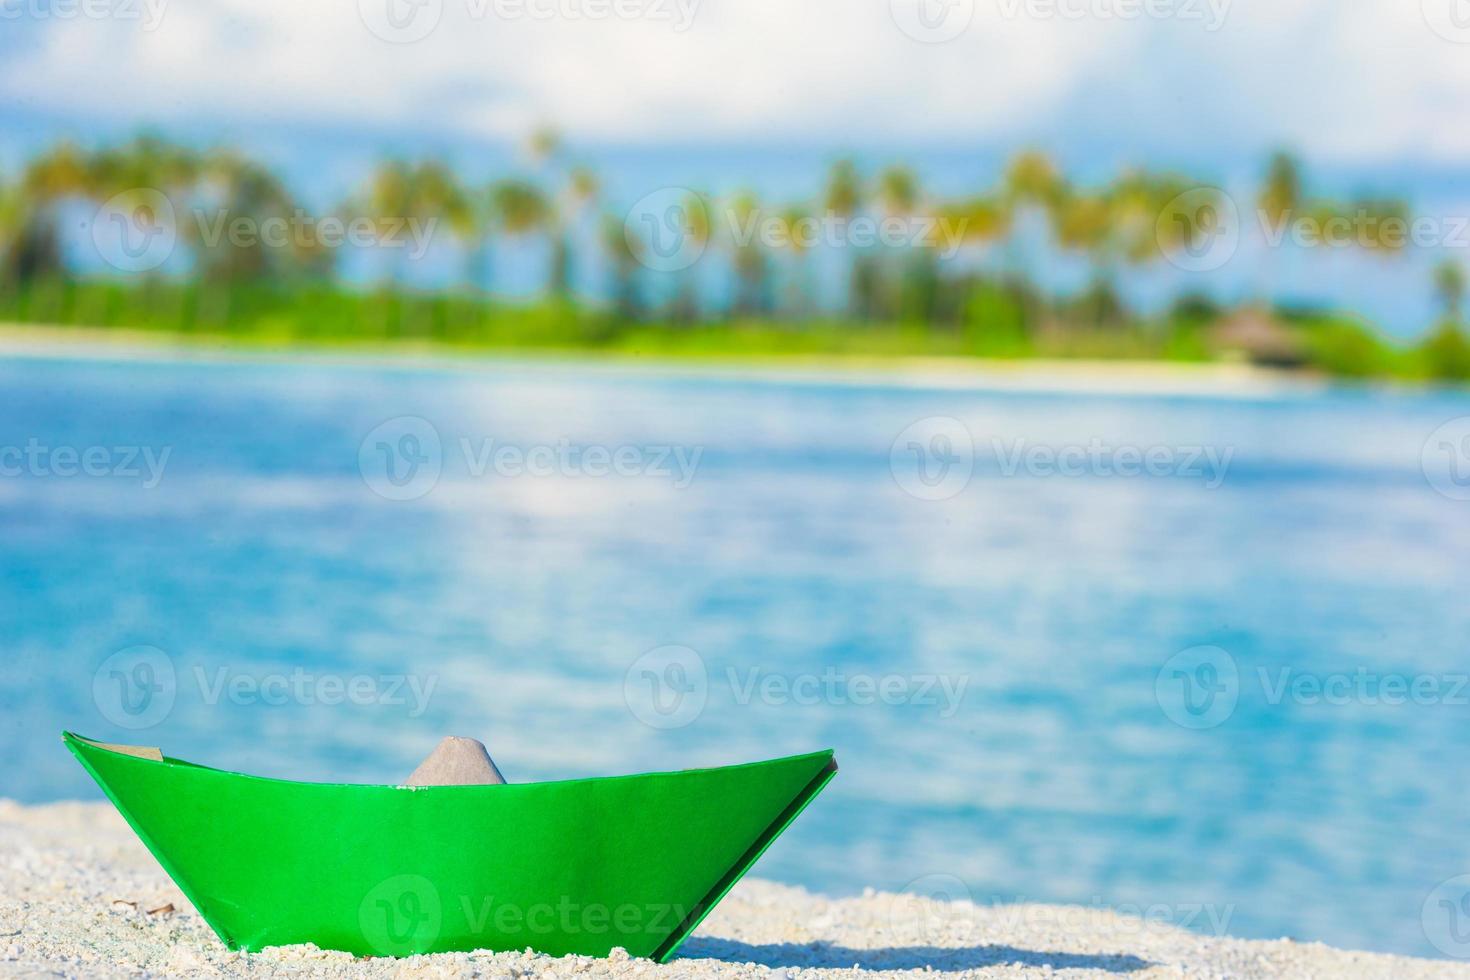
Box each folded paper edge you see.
[69,735,163,762]
[61,732,242,950]
[652,751,838,963]
[62,731,831,792]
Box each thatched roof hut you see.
[1210,307,1306,368]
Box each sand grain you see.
[2,800,1464,979]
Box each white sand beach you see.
[2,801,1465,979]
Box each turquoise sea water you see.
[3,351,1469,959]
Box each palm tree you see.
[1423,260,1470,381]
[86,135,198,205]
[1004,150,1062,205]
[1152,179,1227,259]
[489,179,550,239]
[669,190,710,323]
[404,161,474,334]
[1349,196,1410,253]
[8,141,93,284]
[875,165,918,216]
[823,159,865,317]
[179,150,319,329]
[937,193,1016,334]
[773,205,814,318]
[190,150,322,285]
[83,137,203,327]
[937,194,1012,258]
[1258,152,1301,234]
[1435,259,1466,323]
[0,174,28,295]
[600,212,643,321]
[1052,188,1119,326]
[825,160,861,216]
[527,126,561,166]
[342,159,474,335]
[517,128,601,301]
[725,191,769,317]
[1051,172,1213,328]
[25,141,91,199]
[548,165,599,301]
[410,161,476,321]
[482,177,551,307]
[874,165,923,320]
[348,160,471,287]
[412,161,475,241]
[1256,154,1406,296]
[993,150,1064,316]
[348,160,414,288]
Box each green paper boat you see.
[63,732,837,961]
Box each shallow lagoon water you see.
[3,351,1469,959]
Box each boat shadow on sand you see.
[679,938,1150,973]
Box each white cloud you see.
[3,0,1470,163]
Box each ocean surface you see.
[3,350,1470,960]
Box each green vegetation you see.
[1,132,1467,383]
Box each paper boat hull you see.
[63,732,836,961]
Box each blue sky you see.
[5,0,1469,175]
[4,0,1470,333]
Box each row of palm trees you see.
[0,133,1434,332]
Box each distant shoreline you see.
[0,322,1332,399]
